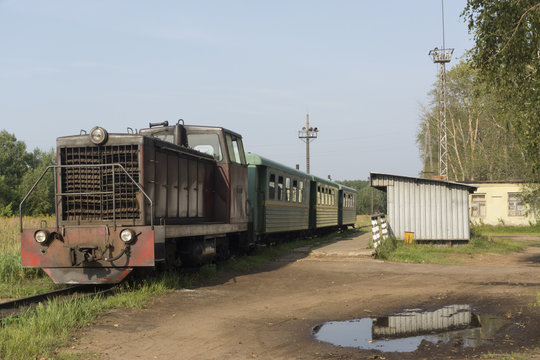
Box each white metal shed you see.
[370,173,477,241]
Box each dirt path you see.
[69,234,540,359]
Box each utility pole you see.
[428,0,453,180]
[297,113,319,174]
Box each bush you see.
[375,236,397,260]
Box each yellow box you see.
[404,232,414,244]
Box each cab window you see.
[187,133,223,161]
[225,133,246,165]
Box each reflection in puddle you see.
[312,304,508,352]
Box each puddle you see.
[312,304,508,352]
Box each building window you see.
[508,193,524,216]
[268,174,275,199]
[471,194,486,217]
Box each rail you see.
[0,285,117,323]
[19,163,154,232]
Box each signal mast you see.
[429,0,453,179]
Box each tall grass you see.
[0,216,55,297]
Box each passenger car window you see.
[286,177,291,202]
[268,174,275,199]
[292,180,298,202]
[299,181,304,203]
[278,176,284,201]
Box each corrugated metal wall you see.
[373,305,473,337]
[372,175,471,241]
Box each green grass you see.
[482,349,540,360]
[0,276,180,360]
[355,214,372,228]
[375,235,529,264]
[374,222,539,265]
[471,223,540,236]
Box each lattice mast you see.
[429,0,453,179]
[298,113,319,174]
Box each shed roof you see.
[370,172,477,193]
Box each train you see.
[20,121,357,284]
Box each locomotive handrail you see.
[19,164,154,232]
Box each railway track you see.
[0,285,116,323]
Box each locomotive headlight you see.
[119,229,136,243]
[34,230,50,244]
[90,126,108,145]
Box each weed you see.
[374,236,397,260]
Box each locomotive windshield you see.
[188,133,223,161]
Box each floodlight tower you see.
[298,113,319,174]
[429,0,453,179]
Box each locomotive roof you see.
[184,125,243,139]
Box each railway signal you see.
[297,113,319,174]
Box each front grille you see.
[60,145,141,221]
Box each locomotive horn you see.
[149,121,169,128]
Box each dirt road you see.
[69,234,540,359]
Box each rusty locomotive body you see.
[20,121,357,284]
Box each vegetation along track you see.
[0,285,116,323]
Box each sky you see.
[0,0,474,181]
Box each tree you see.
[0,130,32,215]
[417,61,526,182]
[462,1,540,180]
[19,149,56,216]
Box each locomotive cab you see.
[141,122,249,225]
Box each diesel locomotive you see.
[20,121,356,284]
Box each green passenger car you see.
[309,176,340,230]
[246,153,311,241]
[338,184,357,229]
